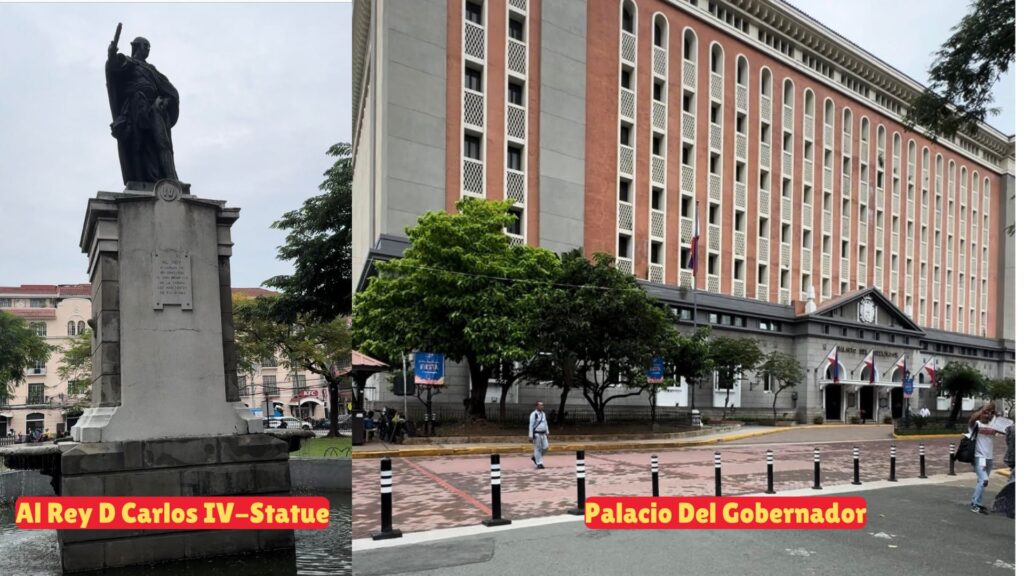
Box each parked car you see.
[265,417,310,430]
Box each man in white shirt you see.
[918,406,931,417]
[970,402,1004,513]
[528,401,549,469]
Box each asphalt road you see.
[354,476,1015,576]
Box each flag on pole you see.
[922,357,939,387]
[688,201,701,275]
[891,353,906,379]
[826,345,840,384]
[860,350,875,384]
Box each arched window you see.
[825,364,845,381]
[760,67,772,97]
[622,0,635,34]
[783,79,794,107]
[68,321,76,336]
[710,43,723,75]
[683,29,697,62]
[78,321,86,335]
[843,109,852,134]
[803,88,814,116]
[653,15,665,47]
[26,412,45,435]
[736,55,748,87]
[860,365,876,382]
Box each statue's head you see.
[130,37,151,61]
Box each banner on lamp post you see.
[414,352,445,386]
[647,357,665,384]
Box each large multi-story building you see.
[352,0,1014,422]
[0,285,332,437]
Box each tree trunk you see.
[649,389,657,424]
[499,383,510,424]
[556,357,574,424]
[466,357,490,419]
[772,391,779,423]
[948,390,965,428]
[327,377,340,437]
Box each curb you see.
[351,425,846,459]
[891,433,964,440]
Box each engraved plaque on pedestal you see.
[152,249,193,310]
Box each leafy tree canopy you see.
[353,198,560,417]
[937,360,988,424]
[57,328,92,393]
[266,142,353,321]
[0,311,53,399]
[904,0,1014,139]
[233,295,352,436]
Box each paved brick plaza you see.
[352,427,1007,539]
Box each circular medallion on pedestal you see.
[155,179,182,202]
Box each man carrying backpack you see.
[528,401,549,469]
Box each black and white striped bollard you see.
[714,452,722,496]
[918,444,927,479]
[852,447,862,485]
[568,450,586,515]
[371,457,402,540]
[948,443,956,476]
[888,444,897,482]
[812,447,822,489]
[765,450,775,494]
[483,454,512,526]
[651,455,660,497]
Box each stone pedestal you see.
[74,181,260,442]
[61,182,290,572]
[58,435,294,573]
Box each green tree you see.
[904,0,1014,139]
[986,377,1015,418]
[0,312,53,403]
[709,337,763,420]
[759,351,805,423]
[57,329,92,400]
[667,326,713,415]
[353,198,560,418]
[527,251,676,424]
[937,361,988,426]
[234,296,352,437]
[266,142,353,320]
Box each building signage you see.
[647,357,665,384]
[297,389,319,398]
[414,352,445,386]
[836,346,899,359]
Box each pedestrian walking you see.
[528,401,549,469]
[968,402,1004,514]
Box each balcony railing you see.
[681,164,695,193]
[735,231,746,258]
[617,200,633,232]
[506,168,525,205]
[736,133,747,161]
[508,38,527,75]
[464,89,484,128]
[651,209,665,239]
[733,280,745,298]
[620,87,635,121]
[649,263,664,283]
[619,144,634,176]
[652,155,666,186]
[463,158,484,196]
[759,142,770,169]
[683,61,696,90]
[709,173,722,203]
[652,100,666,132]
[680,216,693,242]
[736,85,748,111]
[735,182,747,210]
[465,21,485,60]
[620,30,636,64]
[507,103,526,140]
[616,257,633,275]
[653,45,667,78]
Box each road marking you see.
[401,458,492,516]
[785,548,816,557]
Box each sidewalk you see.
[351,424,915,459]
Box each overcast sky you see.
[785,0,1015,135]
[0,3,351,288]
[0,1,1012,288]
